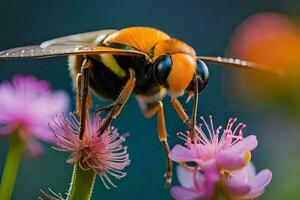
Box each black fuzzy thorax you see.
[88,55,160,101]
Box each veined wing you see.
[40,29,118,47]
[0,45,147,59]
[0,29,147,59]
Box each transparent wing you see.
[0,29,146,59]
[40,29,118,47]
[198,56,283,75]
[0,45,147,59]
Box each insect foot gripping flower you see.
[170,116,257,171]
[171,163,272,200]
[0,75,69,200]
[50,113,130,200]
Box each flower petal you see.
[26,139,44,156]
[245,188,265,199]
[245,162,257,178]
[226,135,258,154]
[229,162,256,184]
[231,165,272,199]
[216,151,247,170]
[31,127,56,142]
[176,166,196,188]
[0,125,16,136]
[170,145,198,162]
[201,162,219,197]
[0,75,69,157]
[171,186,202,200]
[192,143,212,159]
[250,169,272,190]
[225,180,252,196]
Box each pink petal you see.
[225,181,251,196]
[171,186,202,200]
[33,91,69,117]
[200,159,218,172]
[0,75,69,156]
[31,127,56,142]
[170,145,198,162]
[202,164,219,197]
[216,151,246,170]
[250,169,272,190]
[226,135,258,154]
[195,159,212,168]
[245,162,257,178]
[0,125,16,136]
[246,188,265,199]
[231,165,272,199]
[176,166,195,188]
[192,143,212,159]
[230,163,254,183]
[26,139,44,156]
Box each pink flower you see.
[0,75,69,155]
[50,113,130,189]
[225,162,272,199]
[171,162,272,200]
[170,116,257,171]
[171,163,219,200]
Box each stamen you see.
[194,126,210,145]
[227,118,237,131]
[200,116,213,142]
[100,175,111,190]
[209,116,218,147]
[225,117,234,130]
[210,115,216,137]
[233,122,244,137]
[177,132,188,142]
[103,173,117,188]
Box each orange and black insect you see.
[0,27,275,187]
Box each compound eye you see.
[152,54,172,86]
[197,60,209,83]
[185,60,209,93]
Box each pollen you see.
[244,150,252,164]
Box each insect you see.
[0,27,276,187]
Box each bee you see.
[0,27,276,187]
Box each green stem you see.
[0,132,25,200]
[67,163,96,200]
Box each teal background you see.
[0,0,300,199]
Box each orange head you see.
[151,39,209,97]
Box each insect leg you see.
[78,57,93,140]
[190,77,199,142]
[171,77,199,141]
[95,102,120,114]
[97,68,136,135]
[76,73,92,116]
[75,73,83,115]
[170,97,192,128]
[143,101,172,188]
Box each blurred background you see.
[1,0,300,199]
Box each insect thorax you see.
[69,54,161,101]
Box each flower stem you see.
[67,163,96,200]
[0,132,25,200]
